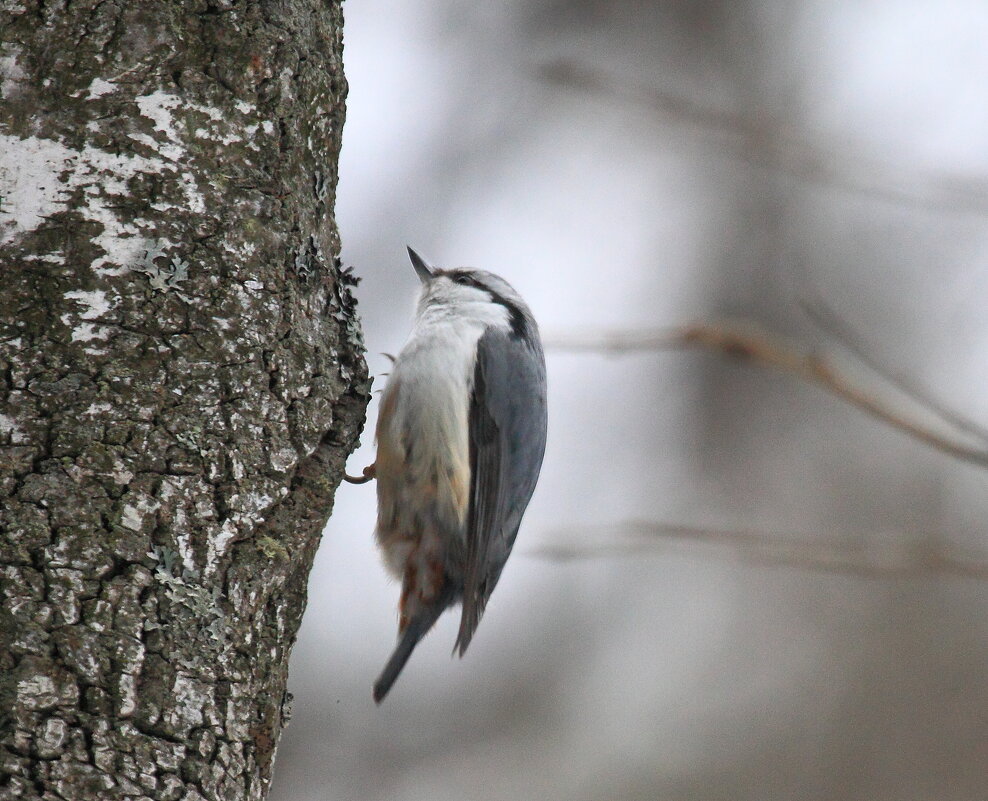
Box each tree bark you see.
[0,2,365,800]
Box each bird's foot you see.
[343,462,377,484]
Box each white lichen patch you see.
[0,134,75,243]
[16,675,57,710]
[61,289,114,342]
[207,519,239,574]
[222,238,257,257]
[137,90,247,151]
[85,196,162,277]
[0,132,203,275]
[64,289,111,319]
[270,446,297,472]
[159,477,196,568]
[167,673,212,733]
[127,133,165,152]
[22,252,66,264]
[132,241,191,294]
[85,77,117,99]
[0,50,25,98]
[120,495,159,532]
[35,717,68,759]
[204,486,279,574]
[117,673,138,718]
[69,323,110,343]
[0,412,26,444]
[198,105,224,123]
[195,124,246,147]
[111,463,134,486]
[149,547,227,655]
[119,506,143,531]
[134,90,186,161]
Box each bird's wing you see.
[455,325,547,655]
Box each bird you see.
[352,246,547,703]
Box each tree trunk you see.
[0,3,365,800]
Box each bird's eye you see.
[450,273,472,286]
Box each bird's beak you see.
[406,246,434,284]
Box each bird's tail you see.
[373,586,454,703]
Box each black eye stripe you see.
[444,271,528,339]
[451,273,482,288]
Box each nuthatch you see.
[349,247,547,703]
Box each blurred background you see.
[272,2,988,799]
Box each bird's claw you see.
[343,463,377,484]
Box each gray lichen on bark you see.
[0,2,367,800]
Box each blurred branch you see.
[539,59,988,216]
[532,521,988,580]
[801,294,988,444]
[546,320,988,468]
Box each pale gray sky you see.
[274,3,988,799]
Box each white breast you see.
[373,297,510,580]
[385,304,502,475]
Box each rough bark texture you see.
[0,2,366,800]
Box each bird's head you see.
[406,246,533,338]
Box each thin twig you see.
[546,321,988,468]
[531,521,988,580]
[539,59,988,217]
[800,294,988,445]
